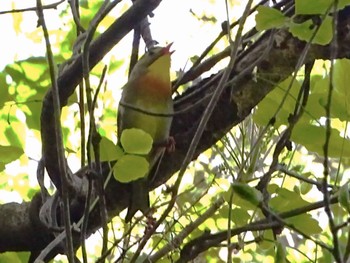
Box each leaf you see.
[332,59,350,119]
[275,241,287,263]
[113,154,149,183]
[5,121,25,148]
[0,73,12,109]
[291,124,350,158]
[230,208,250,227]
[299,172,314,194]
[300,181,313,195]
[20,57,48,82]
[12,9,23,35]
[339,184,350,213]
[253,76,301,127]
[255,6,288,31]
[98,137,123,162]
[231,183,262,207]
[295,0,332,14]
[295,0,350,15]
[107,58,123,74]
[259,230,275,250]
[120,128,153,155]
[289,15,332,45]
[270,188,310,212]
[285,214,322,235]
[0,252,22,263]
[0,145,23,164]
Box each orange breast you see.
[136,73,172,100]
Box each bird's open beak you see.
[163,42,175,55]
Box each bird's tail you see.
[125,178,150,222]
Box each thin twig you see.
[82,2,112,258]
[172,0,270,90]
[68,0,86,33]
[323,2,342,263]
[0,0,64,15]
[148,197,225,262]
[36,0,75,262]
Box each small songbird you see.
[117,43,174,222]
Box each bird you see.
[117,43,174,222]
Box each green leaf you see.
[0,73,12,109]
[107,59,124,74]
[300,181,313,195]
[295,0,332,14]
[270,188,310,212]
[332,59,350,119]
[259,230,275,250]
[255,6,288,31]
[113,154,149,183]
[298,172,314,195]
[275,241,287,263]
[291,124,350,158]
[289,16,332,45]
[285,214,322,235]
[0,145,23,164]
[253,76,301,127]
[5,121,25,148]
[230,208,250,227]
[339,183,350,213]
[295,0,350,14]
[20,57,48,82]
[0,252,22,263]
[231,183,262,207]
[120,128,153,155]
[99,137,123,162]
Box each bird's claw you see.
[166,136,176,153]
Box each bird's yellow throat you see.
[147,54,171,84]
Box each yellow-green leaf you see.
[289,16,332,45]
[295,0,350,15]
[275,242,287,263]
[120,128,153,155]
[285,214,322,235]
[98,137,123,162]
[231,183,262,207]
[113,154,149,183]
[256,6,288,31]
[339,183,350,213]
[0,145,23,164]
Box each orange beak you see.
[163,42,174,55]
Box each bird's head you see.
[130,43,174,81]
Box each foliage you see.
[1,0,350,263]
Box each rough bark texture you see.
[1,1,350,259]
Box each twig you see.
[277,164,324,190]
[148,197,224,262]
[82,2,117,259]
[36,0,75,262]
[0,0,64,15]
[68,0,86,33]
[177,192,343,262]
[323,2,342,263]
[129,26,141,77]
[172,0,270,90]
[224,1,254,262]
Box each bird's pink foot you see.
[166,136,176,153]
